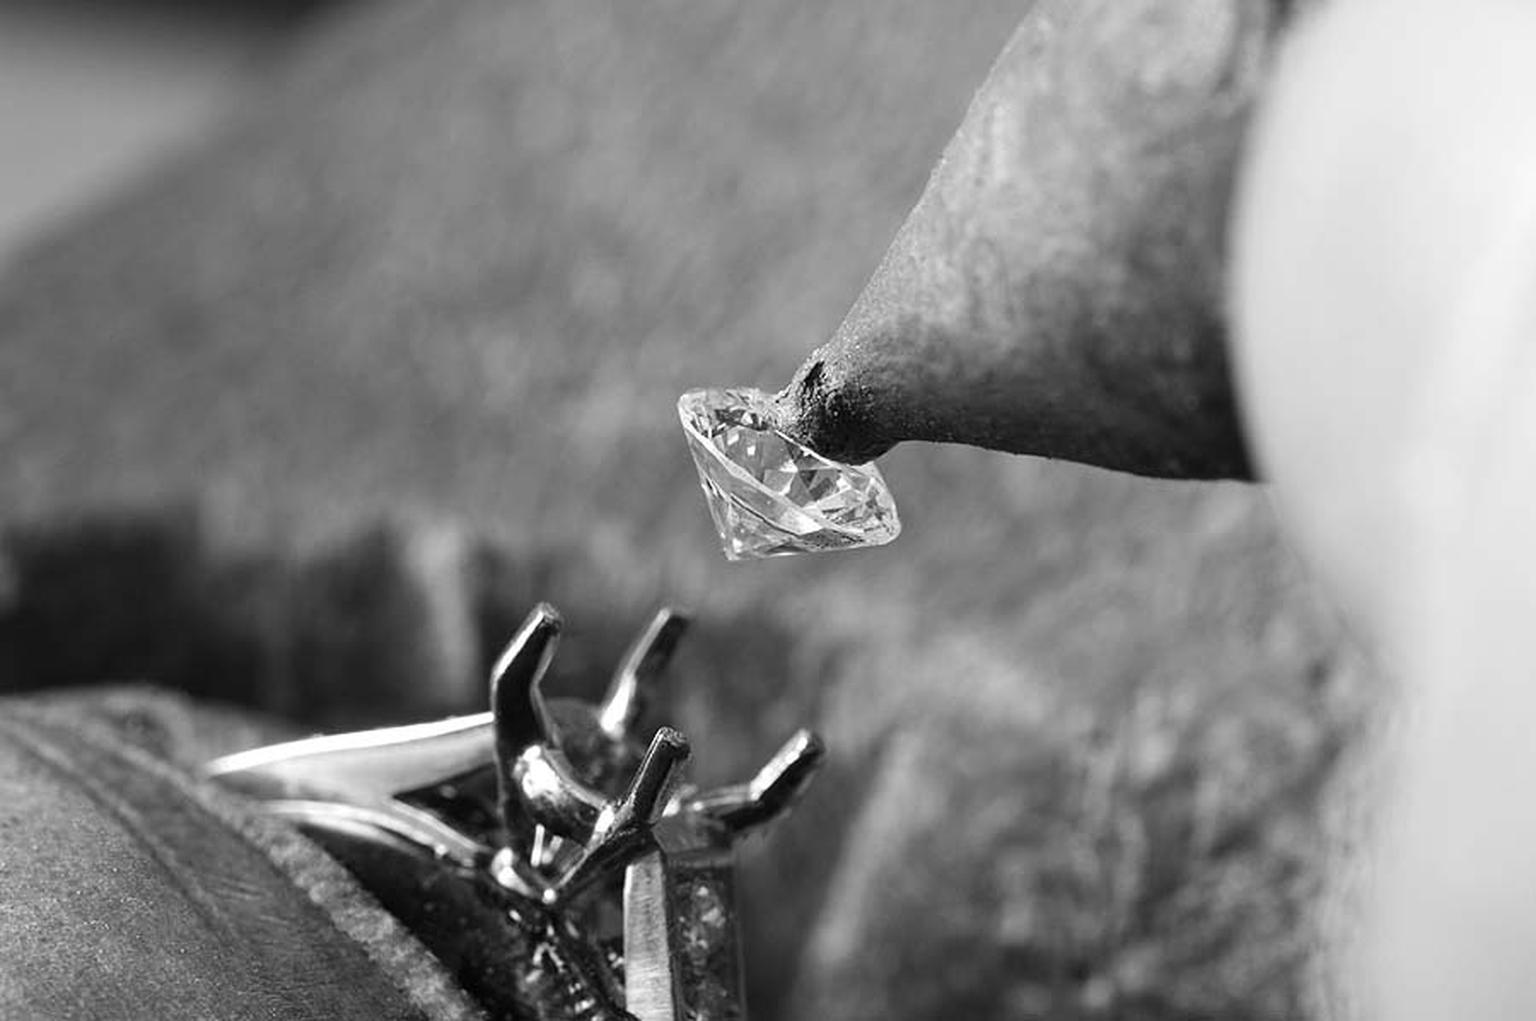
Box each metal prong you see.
[205,712,494,802]
[687,729,825,833]
[618,727,692,829]
[598,608,690,739]
[553,728,690,902]
[508,744,605,843]
[490,603,563,756]
[491,605,564,847]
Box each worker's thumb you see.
[1233,0,1536,1016]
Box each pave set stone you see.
[677,387,901,561]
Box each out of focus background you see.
[0,0,331,257]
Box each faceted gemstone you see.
[677,387,901,561]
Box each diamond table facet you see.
[677,387,901,561]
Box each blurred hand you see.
[1234,0,1536,1015]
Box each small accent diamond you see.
[677,387,901,561]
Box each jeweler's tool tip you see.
[772,0,1275,480]
[771,360,889,467]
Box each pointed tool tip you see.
[770,356,895,466]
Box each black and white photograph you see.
[0,1,1531,1018]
